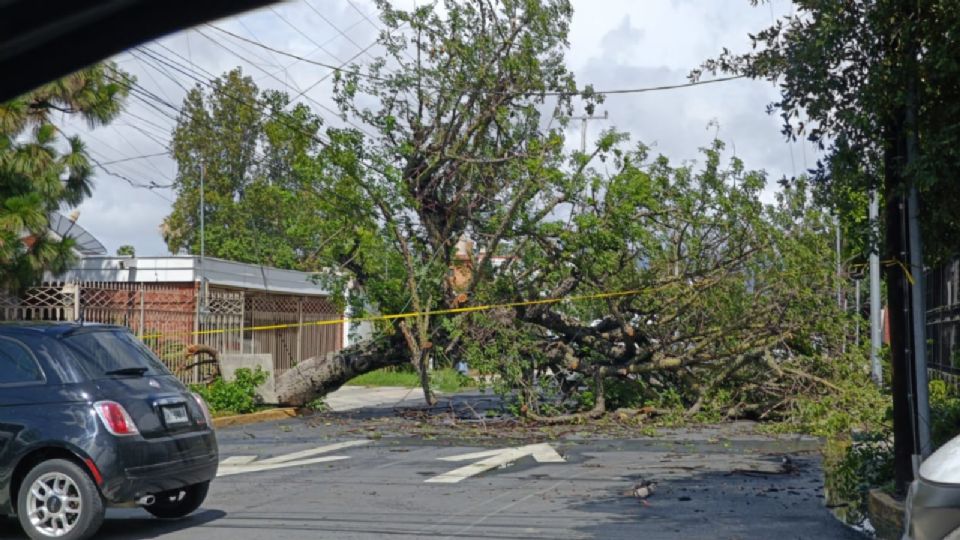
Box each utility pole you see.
[887,1,930,492]
[906,48,931,460]
[199,160,205,266]
[570,110,609,154]
[869,189,883,385]
[198,160,208,318]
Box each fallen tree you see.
[166,0,867,419]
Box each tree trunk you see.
[418,349,436,406]
[275,335,408,407]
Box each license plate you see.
[162,404,189,425]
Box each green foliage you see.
[762,351,890,438]
[823,434,895,525]
[602,377,646,410]
[163,68,328,273]
[429,369,475,394]
[305,396,330,412]
[1,63,130,291]
[191,367,268,415]
[116,245,135,257]
[929,379,960,450]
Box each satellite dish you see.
[48,212,107,256]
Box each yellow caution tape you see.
[141,287,649,341]
[848,258,915,286]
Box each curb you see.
[212,407,299,429]
[867,488,905,540]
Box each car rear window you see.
[62,329,170,377]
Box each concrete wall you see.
[220,353,277,404]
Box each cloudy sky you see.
[64,0,816,257]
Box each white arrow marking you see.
[217,440,370,477]
[426,443,565,484]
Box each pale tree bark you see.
[275,335,407,407]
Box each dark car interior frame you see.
[0,0,279,102]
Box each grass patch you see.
[347,367,475,393]
[431,368,476,393]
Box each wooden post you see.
[240,291,246,354]
[138,284,145,338]
[296,298,303,364]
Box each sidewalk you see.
[324,385,427,411]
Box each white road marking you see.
[425,443,565,484]
[258,440,370,464]
[220,456,258,466]
[218,455,350,477]
[217,440,369,477]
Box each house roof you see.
[49,256,331,297]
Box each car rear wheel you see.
[17,459,105,540]
[145,481,210,519]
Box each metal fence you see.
[1,282,342,384]
[926,261,960,375]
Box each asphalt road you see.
[1,413,864,540]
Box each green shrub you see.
[823,433,895,525]
[191,367,268,415]
[929,378,960,450]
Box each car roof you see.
[0,322,126,338]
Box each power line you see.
[113,49,366,188]
[126,86,181,121]
[79,129,171,185]
[287,30,383,104]
[192,27,379,140]
[87,151,173,194]
[112,120,170,180]
[253,17,368,86]
[97,152,168,166]
[343,0,417,64]
[236,19,289,71]
[204,22,746,96]
[346,0,380,30]
[268,6,350,66]
[128,48,191,94]
[578,76,747,96]
[135,43,375,155]
[302,1,375,60]
[117,122,172,150]
[119,110,172,136]
[205,23,392,83]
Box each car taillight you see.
[192,393,214,427]
[93,401,139,436]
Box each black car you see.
[0,323,218,540]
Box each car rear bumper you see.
[95,430,219,502]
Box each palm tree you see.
[0,63,131,291]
